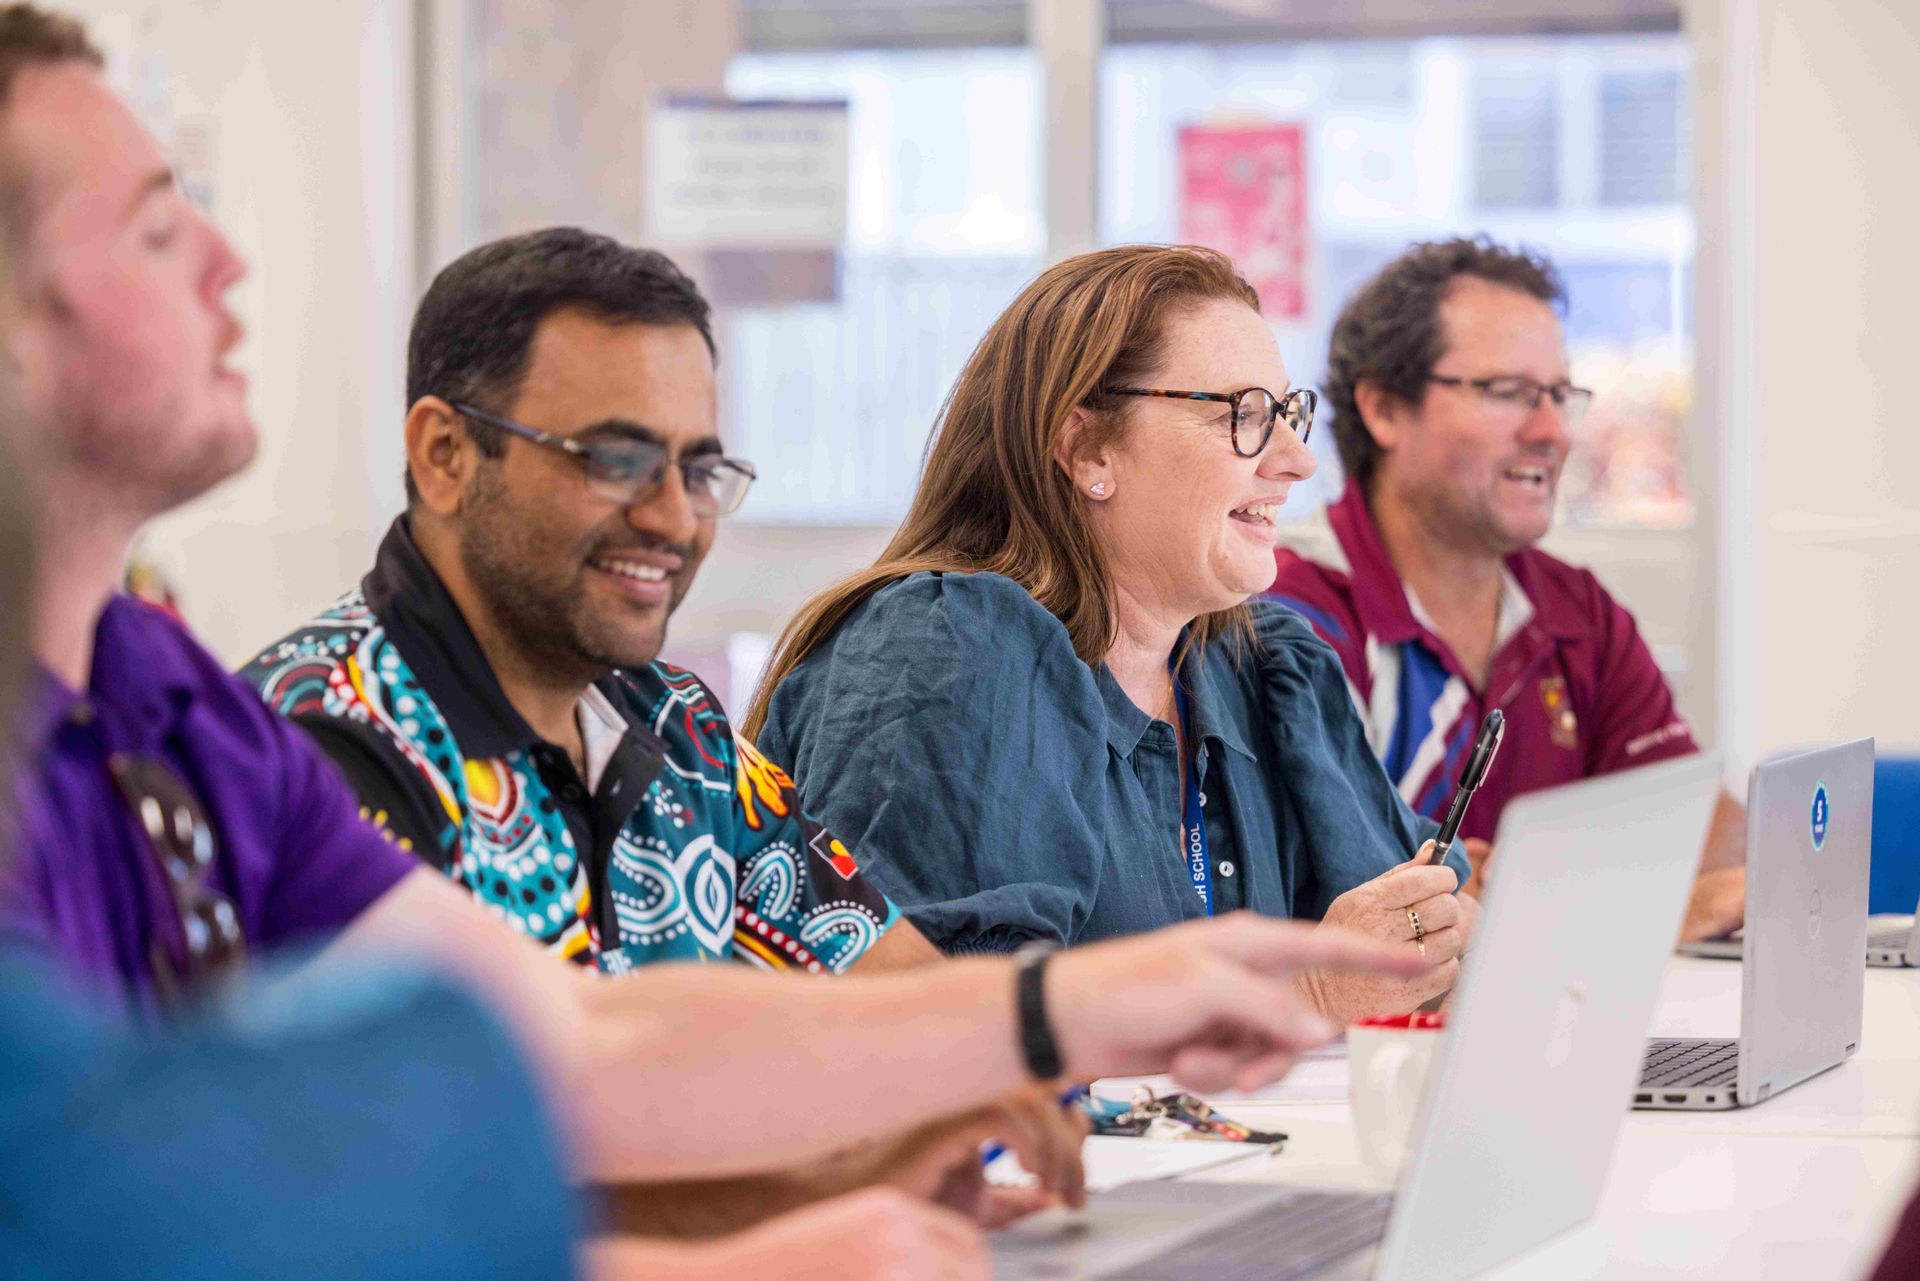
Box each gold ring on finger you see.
[1406,907,1425,943]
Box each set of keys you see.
[1083,1087,1288,1147]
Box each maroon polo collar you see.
[1324,485,1593,653]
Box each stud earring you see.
[1089,481,1110,497]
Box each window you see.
[450,7,1692,530]
[1472,64,1560,210]
[1102,33,1694,528]
[1599,70,1685,206]
[722,48,1044,524]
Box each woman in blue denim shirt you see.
[749,246,1474,1022]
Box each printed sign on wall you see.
[646,97,850,251]
[1178,123,1309,320]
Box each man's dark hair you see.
[1326,235,1565,491]
[0,4,102,245]
[404,227,715,504]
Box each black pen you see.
[1427,709,1505,865]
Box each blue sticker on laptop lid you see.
[1810,781,1830,851]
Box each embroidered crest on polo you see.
[1810,780,1830,851]
[1539,675,1579,750]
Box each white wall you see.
[1692,0,1920,765]
[72,0,414,665]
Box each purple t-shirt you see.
[3,596,418,1020]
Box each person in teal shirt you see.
[0,953,580,1280]
[749,245,1475,1024]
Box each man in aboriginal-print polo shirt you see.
[240,228,935,976]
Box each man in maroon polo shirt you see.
[1269,237,1745,941]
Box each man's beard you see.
[457,466,684,678]
[61,384,258,520]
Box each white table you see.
[1096,959,1920,1279]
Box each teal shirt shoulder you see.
[0,952,574,1280]
[757,571,1459,952]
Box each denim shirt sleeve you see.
[758,572,1111,952]
[1252,600,1463,914]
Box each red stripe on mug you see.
[1351,1012,1447,1031]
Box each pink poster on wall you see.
[1178,123,1308,320]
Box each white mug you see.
[1348,1012,1446,1181]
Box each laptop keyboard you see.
[1641,1038,1740,1088]
[1106,1189,1392,1281]
[1870,924,1910,949]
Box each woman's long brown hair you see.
[742,244,1262,739]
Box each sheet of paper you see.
[987,1135,1274,1191]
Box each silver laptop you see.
[1637,738,1873,1111]
[991,754,1719,1281]
[1703,905,1914,967]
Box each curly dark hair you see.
[404,227,714,504]
[1327,236,1564,491]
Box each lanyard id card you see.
[1171,659,1212,916]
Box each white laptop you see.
[990,754,1720,1281]
[1638,738,1873,1110]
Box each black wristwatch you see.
[1014,941,1064,1081]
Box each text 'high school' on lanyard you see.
[1171,657,1212,916]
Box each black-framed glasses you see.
[451,401,758,517]
[106,752,245,1009]
[1103,386,1317,457]
[1427,375,1595,427]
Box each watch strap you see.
[1015,942,1063,1081]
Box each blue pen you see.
[980,1085,1092,1168]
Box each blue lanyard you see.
[1171,659,1213,917]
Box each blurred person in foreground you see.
[749,244,1475,1025]
[0,8,1428,1273]
[1267,238,1744,942]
